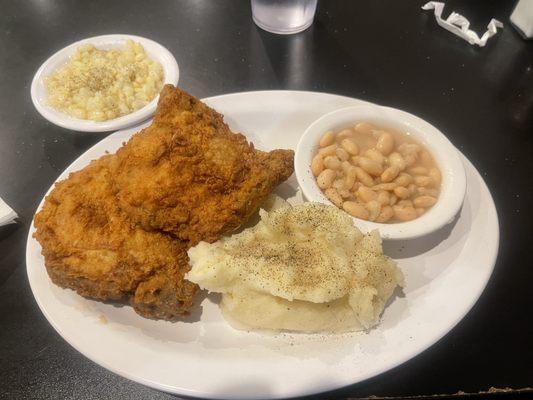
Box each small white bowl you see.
[295,105,467,240]
[30,34,179,132]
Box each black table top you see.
[1,1,532,399]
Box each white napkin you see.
[0,197,17,226]
[422,2,503,47]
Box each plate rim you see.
[26,90,500,399]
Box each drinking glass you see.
[251,0,318,35]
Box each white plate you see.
[26,91,499,399]
[30,34,179,132]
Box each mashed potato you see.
[187,200,403,332]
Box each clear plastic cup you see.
[251,0,318,35]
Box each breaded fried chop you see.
[113,86,294,245]
[33,85,294,320]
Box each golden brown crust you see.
[33,156,197,319]
[113,85,294,244]
[33,85,294,320]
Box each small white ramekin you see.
[31,34,179,133]
[295,104,466,240]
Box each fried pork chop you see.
[33,85,294,319]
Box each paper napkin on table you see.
[0,197,17,226]
[422,2,503,47]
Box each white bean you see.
[397,199,414,207]
[388,152,406,170]
[398,143,420,156]
[332,178,347,191]
[341,138,359,155]
[337,129,354,141]
[311,154,324,177]
[338,188,353,199]
[344,167,357,190]
[393,186,410,199]
[357,186,377,202]
[324,155,342,170]
[355,167,374,187]
[381,165,400,183]
[377,190,390,205]
[366,200,381,222]
[317,169,336,189]
[354,122,375,135]
[373,182,398,191]
[408,166,428,175]
[318,144,338,157]
[343,201,370,220]
[376,205,394,223]
[319,131,335,147]
[393,205,417,221]
[417,187,439,197]
[358,157,383,176]
[336,147,350,162]
[414,175,432,187]
[376,131,394,155]
[404,154,417,167]
[341,160,352,174]
[325,188,343,207]
[413,195,437,208]
[365,149,385,165]
[416,207,426,217]
[389,194,398,206]
[394,172,412,187]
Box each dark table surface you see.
[1,0,532,399]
